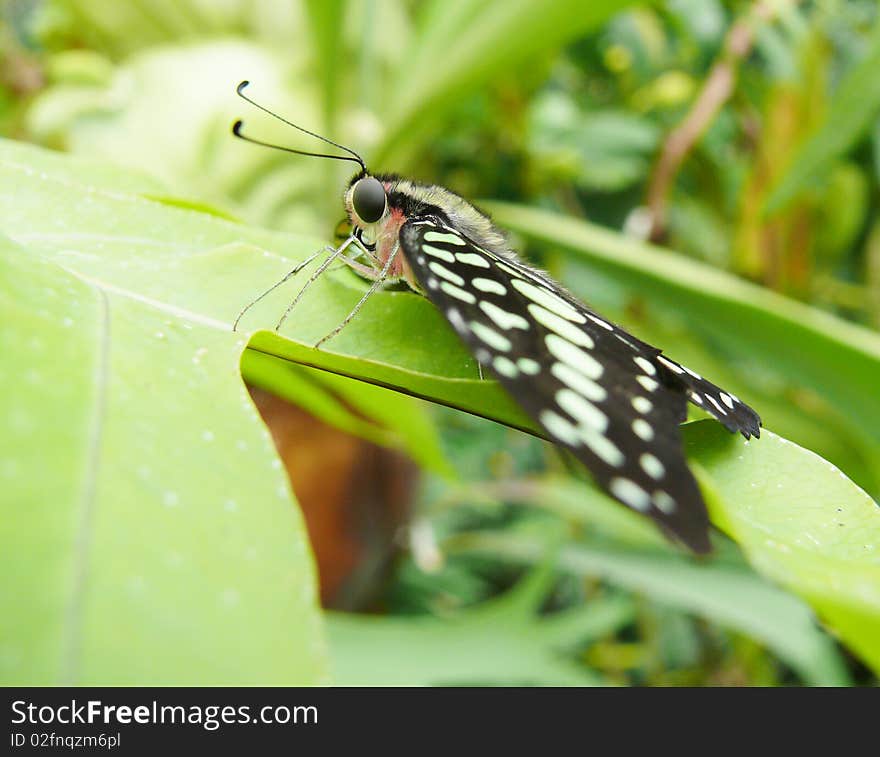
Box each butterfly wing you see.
[653,354,761,439]
[400,218,761,553]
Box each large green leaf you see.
[327,566,634,686]
[0,141,329,684]
[685,422,880,675]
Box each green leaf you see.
[0,140,327,684]
[452,524,849,686]
[242,349,399,448]
[433,476,671,550]
[327,566,634,685]
[28,39,325,229]
[685,421,880,676]
[765,24,880,212]
[242,351,455,478]
[529,95,660,191]
[309,370,455,479]
[37,0,305,57]
[873,118,880,184]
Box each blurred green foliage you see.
[2,0,880,685]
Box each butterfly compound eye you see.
[352,177,387,223]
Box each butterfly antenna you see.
[232,121,365,169]
[234,80,366,171]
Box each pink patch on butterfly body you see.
[374,206,418,287]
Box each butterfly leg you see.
[232,245,334,331]
[334,253,384,279]
[274,236,364,331]
[324,243,384,275]
[313,243,400,349]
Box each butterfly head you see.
[343,173,411,274]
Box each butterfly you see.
[232,81,761,553]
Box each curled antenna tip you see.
[236,80,250,95]
[232,119,244,136]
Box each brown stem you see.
[645,1,776,242]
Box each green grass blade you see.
[376,0,639,167]
[453,530,849,686]
[303,0,347,131]
[765,22,880,212]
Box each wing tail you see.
[656,355,761,439]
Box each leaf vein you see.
[61,287,110,685]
